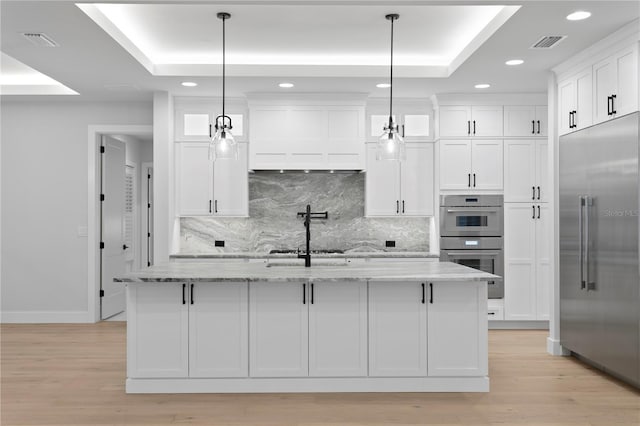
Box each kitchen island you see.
[117,260,496,393]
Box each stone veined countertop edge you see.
[170,251,439,259]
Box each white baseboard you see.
[1,311,93,323]
[547,337,571,356]
[105,312,126,322]
[489,320,549,330]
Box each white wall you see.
[1,101,152,322]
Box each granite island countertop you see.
[117,260,498,283]
[170,251,440,259]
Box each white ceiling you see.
[0,53,78,95]
[0,1,639,101]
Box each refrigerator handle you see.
[585,196,595,291]
[579,196,585,290]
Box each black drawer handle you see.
[190,283,194,305]
[473,120,476,135]
[532,120,535,134]
[311,283,314,304]
[537,186,541,200]
[467,120,471,135]
[429,283,433,304]
[421,283,425,304]
[303,283,306,305]
[473,173,476,188]
[611,94,617,115]
[532,186,535,200]
[182,283,186,305]
[537,120,541,134]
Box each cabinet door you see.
[575,69,593,130]
[536,205,551,320]
[127,284,189,378]
[439,140,472,190]
[176,143,213,216]
[427,281,488,377]
[503,106,536,137]
[503,140,535,203]
[249,282,308,377]
[368,281,427,377]
[535,139,549,203]
[558,78,576,135]
[439,106,471,137]
[402,114,430,140]
[189,282,248,378]
[365,144,400,216]
[593,56,616,124]
[309,281,367,377]
[504,204,537,320]
[400,143,434,216]
[535,106,548,136]
[327,107,365,169]
[368,114,397,142]
[471,106,503,137]
[614,46,639,117]
[249,107,289,169]
[471,140,503,190]
[175,109,212,142]
[212,143,248,216]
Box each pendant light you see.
[210,12,238,161]
[376,13,405,161]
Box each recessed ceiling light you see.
[181,81,197,87]
[376,83,391,88]
[505,59,524,66]
[475,83,491,89]
[566,11,591,21]
[279,82,294,88]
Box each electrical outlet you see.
[215,240,225,247]
[385,240,396,248]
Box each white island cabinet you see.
[122,261,492,393]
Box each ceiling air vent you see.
[21,32,59,47]
[530,35,566,49]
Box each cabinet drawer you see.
[487,306,504,321]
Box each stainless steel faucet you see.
[296,204,328,267]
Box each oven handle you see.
[445,251,502,257]
[445,208,500,213]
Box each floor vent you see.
[21,32,59,47]
[530,35,566,49]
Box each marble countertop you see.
[117,260,498,283]
[170,251,439,259]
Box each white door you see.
[558,78,576,135]
[535,139,549,203]
[368,281,427,377]
[503,140,535,202]
[504,204,537,320]
[365,144,400,216]
[593,56,616,124]
[427,281,488,377]
[439,140,472,190]
[400,143,434,216]
[176,143,213,216]
[249,282,309,377]
[575,68,593,130]
[503,106,536,137]
[212,143,248,216]
[127,283,189,378]
[535,204,551,320]
[101,135,126,320]
[124,164,135,271]
[438,106,471,137]
[471,106,503,137]
[535,106,548,136]
[189,282,248,378]
[308,281,367,377]
[471,140,503,190]
[614,46,639,117]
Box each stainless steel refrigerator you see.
[560,112,640,388]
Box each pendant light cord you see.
[222,14,226,125]
[389,15,394,126]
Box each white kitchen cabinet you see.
[368,281,427,377]
[504,203,549,320]
[427,281,488,377]
[127,283,189,378]
[175,107,245,142]
[558,68,592,135]
[368,113,430,142]
[439,106,503,138]
[365,143,434,216]
[189,282,248,378]
[439,140,503,191]
[504,139,548,202]
[308,281,368,377]
[249,282,309,377]
[176,142,248,217]
[593,45,639,124]
[503,106,547,137]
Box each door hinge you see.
[100,146,105,154]
[100,242,104,249]
[99,289,105,297]
[100,194,105,201]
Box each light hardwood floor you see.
[1,323,639,425]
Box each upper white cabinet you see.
[504,139,548,203]
[593,45,639,124]
[558,68,592,135]
[440,140,503,191]
[503,106,547,137]
[365,143,434,216]
[367,100,431,142]
[176,142,248,217]
[175,99,246,142]
[439,106,503,138]
[249,103,365,170]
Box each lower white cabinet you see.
[249,282,309,377]
[368,281,428,376]
[427,281,488,377]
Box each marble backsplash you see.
[179,172,430,253]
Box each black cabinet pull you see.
[311,283,314,304]
[303,283,306,305]
[402,200,405,214]
[537,205,541,219]
[537,186,541,200]
[209,124,212,138]
[396,200,399,214]
[402,124,405,138]
[532,205,536,219]
[421,283,425,304]
[214,200,218,213]
[209,200,212,213]
[532,120,535,134]
[190,283,194,304]
[468,173,471,187]
[611,94,617,114]
[467,120,471,135]
[607,96,612,116]
[473,120,476,135]
[569,111,573,128]
[537,120,541,134]
[429,283,433,304]
[473,173,476,187]
[532,186,535,200]
[182,283,186,305]
[573,110,577,128]
[123,244,129,250]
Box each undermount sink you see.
[265,260,349,267]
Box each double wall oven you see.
[439,195,504,299]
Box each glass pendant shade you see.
[377,120,406,161]
[210,121,238,160]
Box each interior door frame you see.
[88,125,152,323]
